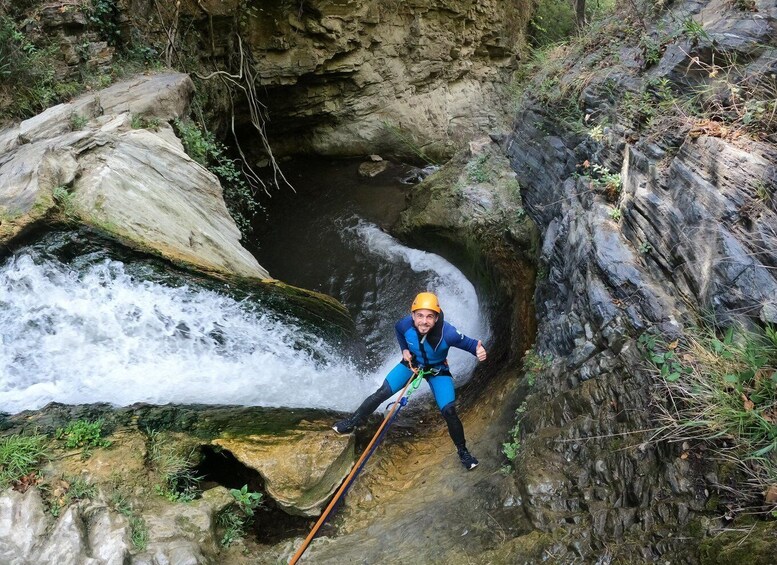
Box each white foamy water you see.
[0,222,487,414]
[0,254,373,414]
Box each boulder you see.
[133,490,231,565]
[357,160,390,177]
[0,489,132,565]
[214,420,355,517]
[0,72,270,280]
[72,126,266,278]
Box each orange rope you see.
[288,370,418,564]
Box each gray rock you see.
[98,74,194,120]
[72,127,267,278]
[0,488,48,562]
[18,97,100,144]
[85,504,131,565]
[0,72,269,280]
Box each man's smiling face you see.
[412,309,438,335]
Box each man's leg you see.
[428,375,479,470]
[333,363,413,434]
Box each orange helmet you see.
[411,292,441,313]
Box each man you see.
[333,292,487,470]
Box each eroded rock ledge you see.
[20,0,529,160]
[0,403,354,564]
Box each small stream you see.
[0,159,488,414]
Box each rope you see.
[288,368,428,564]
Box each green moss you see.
[704,493,720,512]
[133,405,343,441]
[700,520,777,564]
[687,518,704,537]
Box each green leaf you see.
[723,374,739,384]
[666,372,681,382]
[752,442,776,457]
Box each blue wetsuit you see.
[385,313,479,409]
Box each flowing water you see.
[0,159,488,414]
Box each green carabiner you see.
[406,368,428,398]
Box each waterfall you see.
[0,222,487,414]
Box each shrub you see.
[580,162,622,201]
[466,154,492,183]
[682,53,777,137]
[130,114,161,131]
[641,323,777,514]
[529,0,617,48]
[502,402,528,464]
[217,484,264,547]
[69,113,88,130]
[230,484,263,516]
[85,0,121,46]
[129,515,148,551]
[56,419,111,450]
[0,15,56,118]
[523,347,552,387]
[49,475,97,516]
[147,430,201,503]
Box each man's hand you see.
[476,341,487,362]
[402,349,413,363]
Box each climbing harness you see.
[288,367,432,565]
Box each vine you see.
[85,0,121,46]
[149,0,293,235]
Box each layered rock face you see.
[503,0,777,560]
[121,0,527,158]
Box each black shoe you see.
[332,417,357,434]
[458,447,479,470]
